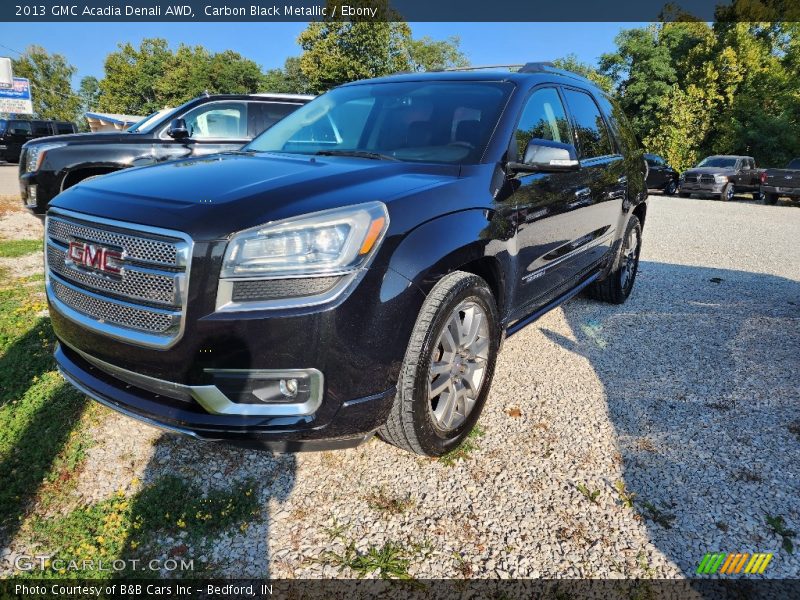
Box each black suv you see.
[20,93,312,214]
[0,118,77,163]
[46,64,647,456]
[644,153,679,195]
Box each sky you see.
[0,22,645,86]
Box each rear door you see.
[247,101,303,137]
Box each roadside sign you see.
[0,57,12,89]
[0,77,33,114]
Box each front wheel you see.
[720,183,735,201]
[379,271,499,456]
[586,215,642,305]
[664,180,678,196]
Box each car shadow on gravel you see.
[118,433,297,578]
[540,261,800,577]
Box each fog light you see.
[280,378,298,398]
[205,368,321,406]
[28,185,37,203]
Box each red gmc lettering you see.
[67,242,122,274]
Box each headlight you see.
[714,174,728,183]
[25,142,66,173]
[221,201,389,279]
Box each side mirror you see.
[509,139,580,173]
[167,118,189,139]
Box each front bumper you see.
[679,181,726,195]
[56,342,394,451]
[763,185,800,198]
[20,171,58,214]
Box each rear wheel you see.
[664,180,678,196]
[764,193,779,205]
[586,215,642,305]
[379,271,499,456]
[752,190,765,202]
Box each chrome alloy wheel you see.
[427,300,490,432]
[620,225,640,291]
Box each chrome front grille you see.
[45,210,192,348]
[700,175,715,183]
[684,175,698,183]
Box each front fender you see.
[387,208,514,307]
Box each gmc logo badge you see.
[67,241,123,275]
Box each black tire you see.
[678,192,691,198]
[764,193,779,205]
[752,190,765,202]
[379,271,500,456]
[720,183,735,201]
[664,180,678,196]
[586,215,642,305]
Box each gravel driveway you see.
[2,194,798,579]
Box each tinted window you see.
[31,121,52,135]
[514,88,571,159]
[56,123,75,134]
[563,89,613,159]
[697,157,737,168]
[247,102,301,137]
[9,121,32,135]
[246,81,514,164]
[181,102,247,139]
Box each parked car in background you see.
[0,119,77,163]
[644,153,679,195]
[678,155,766,201]
[19,93,313,214]
[762,158,800,204]
[47,64,648,456]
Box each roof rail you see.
[442,64,525,72]
[519,62,597,86]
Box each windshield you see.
[245,81,514,164]
[697,156,737,168]
[787,158,800,170]
[127,107,176,133]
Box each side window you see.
[564,89,613,159]
[32,121,52,135]
[10,121,32,135]
[247,102,301,138]
[57,123,75,134]
[514,88,571,159]
[181,102,247,139]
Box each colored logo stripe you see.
[698,553,773,575]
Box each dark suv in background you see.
[644,153,678,195]
[47,63,648,456]
[20,93,313,214]
[0,119,77,163]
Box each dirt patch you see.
[0,209,43,241]
[0,251,44,279]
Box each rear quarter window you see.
[56,123,75,134]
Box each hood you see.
[50,152,461,239]
[684,166,736,176]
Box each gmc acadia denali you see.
[47,64,648,456]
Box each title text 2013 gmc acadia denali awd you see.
[46,63,648,456]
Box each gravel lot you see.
[0,164,20,197]
[1,187,798,579]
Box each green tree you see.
[10,45,81,121]
[406,36,468,72]
[552,54,613,93]
[99,38,172,114]
[297,0,412,93]
[262,57,311,94]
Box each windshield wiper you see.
[315,150,399,162]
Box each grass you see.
[365,487,415,515]
[576,482,601,504]
[640,501,676,529]
[766,514,796,554]
[614,480,636,508]
[438,425,485,467]
[26,476,260,578]
[0,238,43,258]
[324,541,415,579]
[0,264,89,535]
